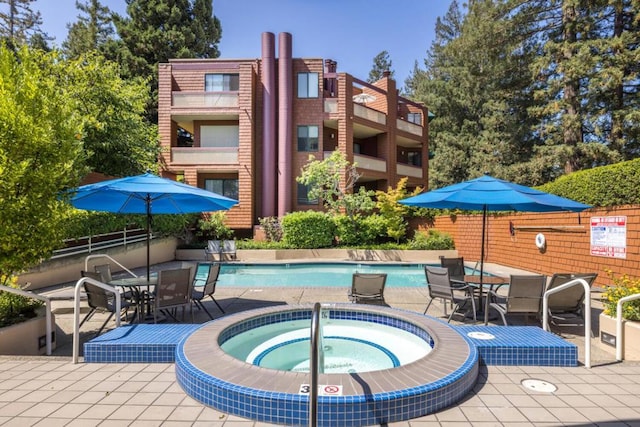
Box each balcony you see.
[354,154,387,173]
[397,163,423,179]
[171,147,238,165]
[172,92,239,108]
[354,104,386,125]
[396,119,423,137]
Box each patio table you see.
[452,275,509,316]
[109,276,158,322]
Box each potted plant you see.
[0,276,55,355]
[599,270,640,360]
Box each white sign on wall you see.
[590,216,627,259]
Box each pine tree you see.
[0,0,44,48]
[367,50,394,83]
[62,0,114,59]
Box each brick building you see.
[158,32,430,236]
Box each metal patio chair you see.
[191,263,225,319]
[348,273,387,305]
[424,266,476,322]
[487,274,547,326]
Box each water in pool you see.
[195,262,470,287]
[221,318,432,373]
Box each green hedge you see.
[537,158,640,207]
[281,211,335,249]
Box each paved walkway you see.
[1,261,637,426]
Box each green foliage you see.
[297,151,375,218]
[407,230,455,250]
[334,214,386,246]
[602,269,640,321]
[0,45,84,276]
[0,276,43,328]
[196,212,233,240]
[376,177,423,243]
[536,158,640,207]
[258,216,282,242]
[281,211,335,249]
[236,239,289,250]
[64,52,158,176]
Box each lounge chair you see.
[79,271,133,336]
[348,273,387,304]
[424,266,476,322]
[205,240,237,261]
[192,263,225,319]
[487,274,546,325]
[152,268,193,323]
[546,272,598,327]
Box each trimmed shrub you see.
[334,214,387,246]
[408,229,455,250]
[281,211,336,249]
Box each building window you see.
[204,178,239,200]
[297,126,319,151]
[200,125,239,148]
[205,74,239,91]
[297,72,318,98]
[297,183,318,205]
[407,152,422,166]
[407,113,422,125]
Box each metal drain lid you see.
[521,378,557,393]
[467,331,495,340]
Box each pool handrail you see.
[72,276,123,364]
[615,293,640,361]
[309,302,321,427]
[542,277,591,368]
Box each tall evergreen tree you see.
[0,0,44,48]
[367,50,394,83]
[108,0,222,123]
[62,0,114,59]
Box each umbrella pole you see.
[146,195,152,317]
[481,205,489,325]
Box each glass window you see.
[204,178,239,200]
[205,74,239,91]
[297,183,318,205]
[297,72,318,98]
[297,126,319,152]
[407,113,422,125]
[407,152,422,166]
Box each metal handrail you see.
[72,277,123,364]
[84,254,138,278]
[616,293,640,361]
[0,286,53,355]
[52,228,149,259]
[542,278,591,368]
[309,302,322,427]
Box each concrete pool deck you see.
[2,261,638,426]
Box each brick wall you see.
[417,206,640,288]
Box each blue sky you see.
[35,0,452,85]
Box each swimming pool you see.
[198,262,470,287]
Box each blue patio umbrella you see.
[399,174,591,322]
[68,172,238,280]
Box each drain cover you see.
[467,331,495,340]
[521,378,557,393]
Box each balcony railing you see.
[324,99,338,113]
[354,104,386,125]
[397,163,423,179]
[172,92,239,108]
[397,119,423,136]
[354,154,386,173]
[172,147,238,164]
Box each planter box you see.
[0,313,56,356]
[599,312,640,360]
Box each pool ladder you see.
[309,302,324,427]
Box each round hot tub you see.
[176,304,478,426]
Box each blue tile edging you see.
[457,325,578,367]
[84,324,200,363]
